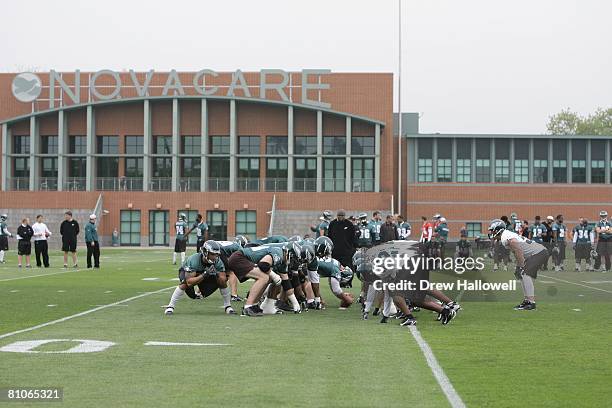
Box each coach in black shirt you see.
[60,211,80,268]
[328,209,357,269]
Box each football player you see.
[164,240,235,315]
[227,244,288,316]
[455,229,473,259]
[370,211,383,245]
[528,216,546,244]
[594,210,612,272]
[396,215,412,240]
[551,214,567,272]
[573,218,595,271]
[510,213,522,234]
[251,235,289,245]
[310,210,332,237]
[356,213,375,248]
[172,213,189,266]
[0,214,12,264]
[187,213,209,254]
[434,217,449,258]
[316,256,354,308]
[489,219,548,310]
[218,239,246,301]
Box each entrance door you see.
[149,210,169,246]
[207,211,227,241]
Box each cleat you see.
[164,306,174,315]
[194,293,204,300]
[395,312,406,320]
[225,306,237,315]
[73,264,78,268]
[520,301,536,311]
[307,302,317,310]
[357,295,364,305]
[231,295,244,302]
[63,264,68,268]
[411,306,421,313]
[242,305,263,317]
[513,300,529,310]
[446,301,462,313]
[372,307,380,316]
[400,316,417,326]
[362,311,369,320]
[275,300,294,312]
[380,315,389,324]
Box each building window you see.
[97,157,119,177]
[41,158,58,177]
[552,140,567,183]
[239,136,260,154]
[207,211,227,241]
[294,158,317,192]
[97,136,119,154]
[13,157,29,177]
[571,139,586,183]
[236,210,257,237]
[69,136,87,154]
[238,158,259,191]
[352,158,374,191]
[351,136,375,155]
[149,210,169,246]
[68,158,86,178]
[120,210,141,246]
[125,157,143,177]
[456,139,471,183]
[182,136,201,155]
[495,139,510,182]
[591,140,605,183]
[13,135,30,154]
[475,139,490,182]
[437,138,452,182]
[417,139,433,182]
[323,158,345,192]
[41,135,58,154]
[125,136,143,154]
[210,136,230,154]
[466,223,481,238]
[154,136,172,154]
[266,136,288,154]
[209,158,230,191]
[153,157,172,177]
[533,139,548,183]
[514,140,529,183]
[323,136,345,155]
[265,158,287,191]
[295,136,317,155]
[181,158,201,177]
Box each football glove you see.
[514,265,525,280]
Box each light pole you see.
[397,0,403,215]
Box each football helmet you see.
[234,235,248,248]
[590,248,599,260]
[0,214,7,222]
[322,210,332,220]
[200,240,221,263]
[358,213,368,224]
[299,244,316,265]
[287,241,302,263]
[488,219,506,239]
[314,236,334,258]
[340,266,354,284]
[179,213,187,222]
[288,235,302,242]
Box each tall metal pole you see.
[397,0,403,215]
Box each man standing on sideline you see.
[32,214,52,268]
[380,214,399,243]
[0,214,13,263]
[16,218,34,268]
[186,213,208,253]
[396,215,412,240]
[85,214,100,269]
[594,210,612,272]
[552,214,567,272]
[60,211,80,268]
[328,209,357,273]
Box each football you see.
[340,292,354,308]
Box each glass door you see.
[149,210,169,246]
[207,211,227,241]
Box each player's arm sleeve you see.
[329,277,342,296]
[590,231,595,245]
[427,227,433,242]
[573,232,578,244]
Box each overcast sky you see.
[1,0,609,134]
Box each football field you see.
[1,248,611,407]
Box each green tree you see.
[547,107,612,135]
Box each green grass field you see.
[1,248,611,407]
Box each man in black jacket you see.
[380,215,399,243]
[328,209,357,272]
[16,218,34,268]
[60,211,80,268]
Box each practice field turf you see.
[1,248,611,407]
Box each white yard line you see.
[144,341,231,346]
[0,268,88,282]
[540,274,612,295]
[409,326,466,408]
[0,286,174,340]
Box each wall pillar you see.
[316,110,323,192]
[29,116,39,191]
[201,99,208,192]
[287,106,294,192]
[229,100,237,192]
[86,105,95,191]
[171,98,180,192]
[143,100,151,191]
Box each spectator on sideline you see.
[16,217,33,268]
[396,215,412,240]
[328,209,357,269]
[521,220,530,238]
[60,211,80,268]
[112,228,119,246]
[380,214,399,243]
[85,214,100,269]
[32,214,52,268]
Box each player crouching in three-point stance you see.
[489,219,548,311]
[164,240,235,315]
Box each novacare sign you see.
[11,69,332,109]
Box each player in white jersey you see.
[489,219,548,311]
